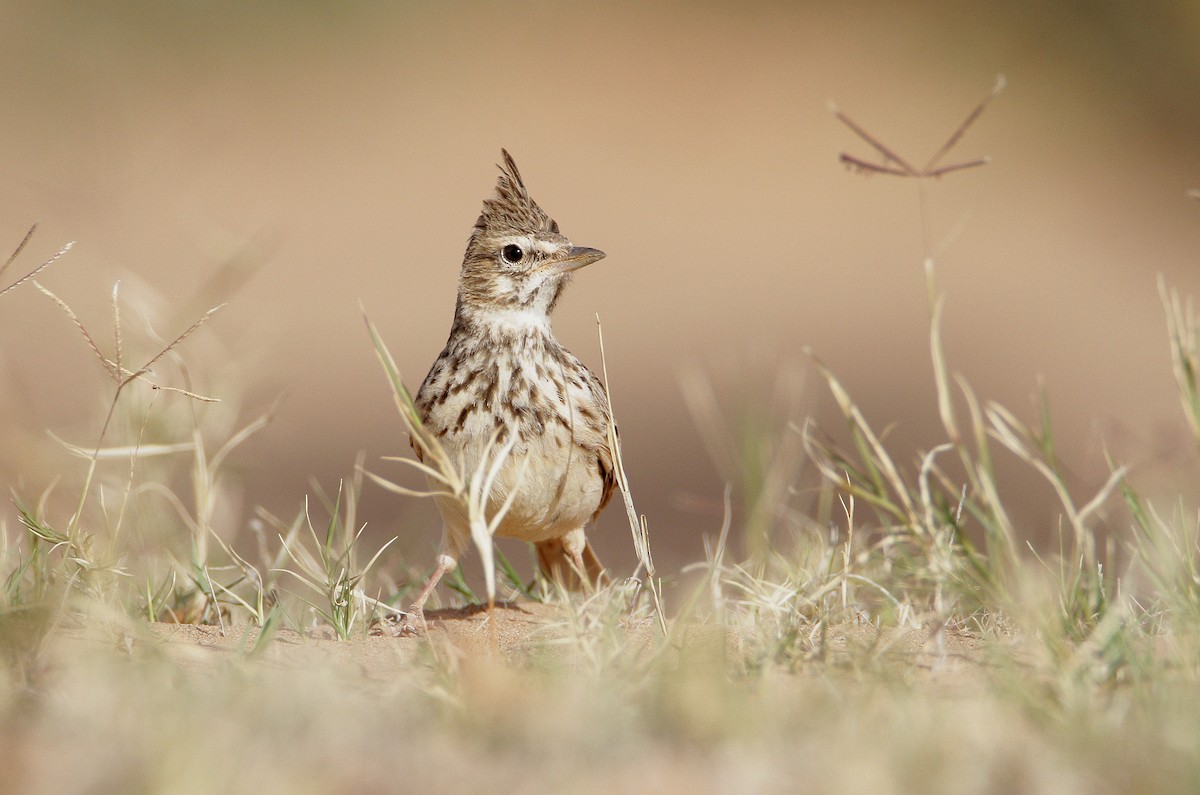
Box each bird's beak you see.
[551,246,606,274]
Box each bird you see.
[400,149,614,632]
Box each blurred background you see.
[3,1,1200,577]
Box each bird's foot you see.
[373,607,428,637]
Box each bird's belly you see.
[431,433,604,543]
[494,447,604,541]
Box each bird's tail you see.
[535,538,609,591]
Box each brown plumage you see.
[401,150,613,629]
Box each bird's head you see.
[456,149,605,320]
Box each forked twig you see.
[833,75,1005,179]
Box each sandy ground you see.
[68,603,996,690]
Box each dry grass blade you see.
[47,432,196,460]
[595,317,648,567]
[208,405,276,474]
[596,315,666,631]
[0,236,73,298]
[364,461,457,499]
[134,302,226,380]
[929,291,960,443]
[361,309,458,484]
[468,431,522,603]
[0,222,39,279]
[103,363,221,401]
[33,280,112,378]
[984,401,1124,574]
[808,349,915,519]
[112,282,124,382]
[1160,276,1200,451]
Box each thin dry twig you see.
[833,75,1004,179]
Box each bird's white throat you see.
[463,304,553,335]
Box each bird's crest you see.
[472,149,560,240]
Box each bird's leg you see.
[395,551,457,635]
[562,527,593,595]
[569,549,591,593]
[394,523,469,635]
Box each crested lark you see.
[402,149,613,630]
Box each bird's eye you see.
[501,244,525,264]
